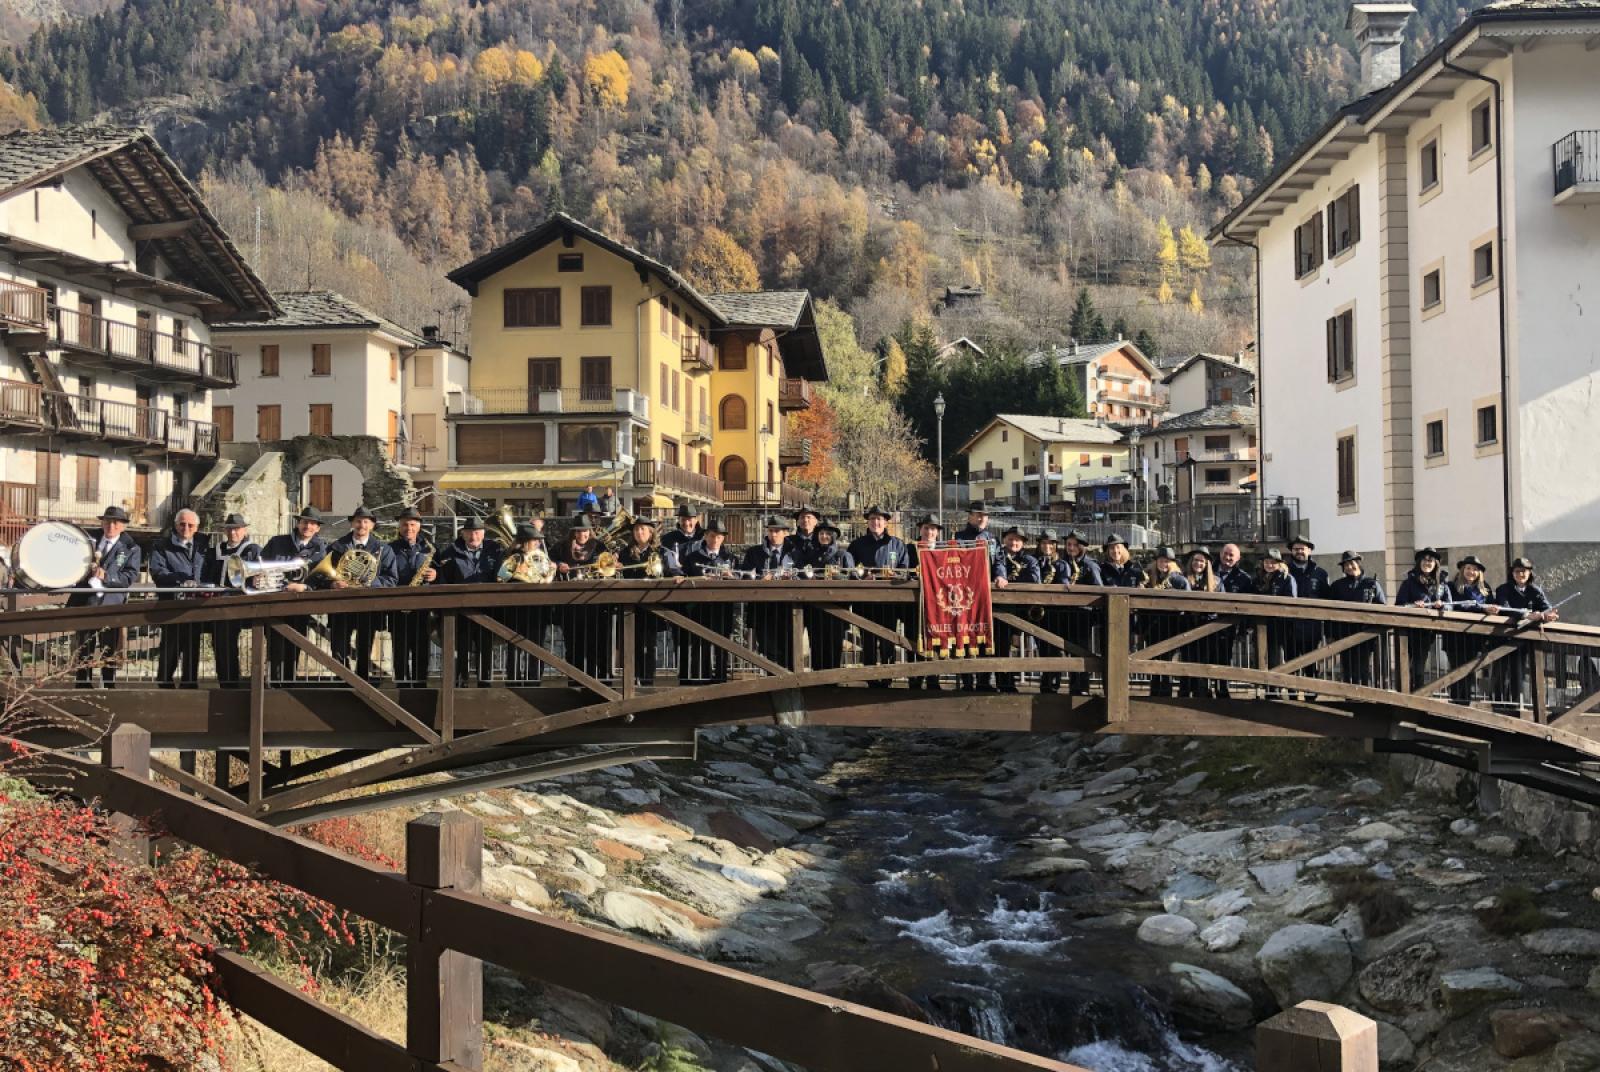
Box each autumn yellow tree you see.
[1155,216,1179,299]
[584,49,632,111]
[682,227,761,293]
[727,47,760,84]
[1178,224,1211,273]
[881,338,908,397]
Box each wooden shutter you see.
[311,344,331,375]
[1326,317,1337,381]
[215,405,234,442]
[260,344,279,376]
[309,404,333,437]
[457,423,545,465]
[258,404,281,441]
[415,352,435,387]
[36,450,60,499]
[309,474,333,513]
[581,286,612,326]
[75,455,98,502]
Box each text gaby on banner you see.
[918,545,994,657]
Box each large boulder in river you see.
[1255,924,1354,1007]
[1357,941,1439,1013]
[1167,963,1255,1031]
[1137,914,1198,947]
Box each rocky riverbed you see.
[422,726,1600,1070]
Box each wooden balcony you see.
[681,336,714,374]
[721,481,809,510]
[685,412,712,446]
[634,458,722,503]
[0,379,46,430]
[51,307,237,388]
[448,386,649,420]
[778,378,814,411]
[12,385,218,460]
[778,434,812,467]
[388,439,439,469]
[0,278,49,332]
[159,414,222,458]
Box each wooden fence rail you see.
[28,727,1082,1072]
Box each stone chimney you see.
[1348,3,1416,95]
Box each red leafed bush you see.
[296,816,399,869]
[0,793,353,1070]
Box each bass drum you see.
[14,521,95,589]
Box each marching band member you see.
[742,517,797,670]
[70,505,141,688]
[497,522,550,684]
[783,506,822,563]
[1060,529,1102,696]
[551,515,612,682]
[1217,544,1252,593]
[1099,535,1144,588]
[1446,554,1495,703]
[803,519,855,675]
[1255,548,1297,696]
[201,512,260,689]
[436,517,502,686]
[1285,535,1331,699]
[325,505,399,683]
[1397,547,1451,691]
[1142,546,1191,698]
[956,503,998,555]
[149,508,208,689]
[1329,550,1385,689]
[389,507,437,688]
[847,506,910,688]
[988,526,1040,694]
[660,504,703,561]
[1032,530,1071,695]
[617,516,683,686]
[1494,556,1558,704]
[1179,547,1222,699]
[905,516,943,690]
[679,519,737,684]
[262,506,329,682]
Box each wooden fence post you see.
[407,811,484,1070]
[101,723,151,865]
[1104,594,1130,723]
[1257,1001,1377,1072]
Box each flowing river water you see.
[794,734,1246,1071]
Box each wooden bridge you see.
[5,582,1600,820]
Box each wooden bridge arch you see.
[5,582,1600,822]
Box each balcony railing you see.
[1554,130,1599,198]
[0,278,49,331]
[686,412,712,445]
[163,415,221,458]
[0,379,45,427]
[448,386,648,420]
[721,480,809,510]
[778,434,812,467]
[1157,494,1301,547]
[681,336,714,374]
[778,378,814,410]
[52,307,237,386]
[388,439,439,468]
[1172,447,1256,464]
[634,459,722,502]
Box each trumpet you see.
[568,550,620,580]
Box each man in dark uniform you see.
[200,512,259,688]
[435,517,502,685]
[1328,550,1385,686]
[616,516,682,685]
[261,506,330,683]
[782,506,821,563]
[1285,534,1331,698]
[1494,556,1559,704]
[905,516,945,690]
[989,526,1041,693]
[679,519,737,683]
[324,505,400,682]
[71,505,142,688]
[803,519,856,674]
[1212,543,1254,694]
[149,508,209,688]
[389,507,437,687]
[1060,529,1103,695]
[550,515,612,682]
[847,506,911,688]
[660,504,703,562]
[956,503,998,551]
[1033,530,1072,695]
[741,517,796,670]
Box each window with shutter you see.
[1294,212,1324,278]
[308,474,333,513]
[415,352,435,387]
[580,357,611,403]
[1337,434,1357,506]
[1328,186,1360,257]
[311,343,331,376]
[260,344,279,376]
[1326,309,1355,383]
[504,288,560,327]
[309,404,333,437]
[215,405,234,442]
[720,395,747,430]
[580,286,612,326]
[720,338,747,370]
[75,455,98,502]
[456,423,547,465]
[36,450,60,499]
[257,405,281,441]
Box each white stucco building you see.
[1211,0,1600,602]
[0,126,275,545]
[213,292,467,516]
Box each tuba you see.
[501,545,556,583]
[226,555,309,593]
[308,548,380,587]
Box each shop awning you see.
[436,466,618,491]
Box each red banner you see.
[918,545,994,657]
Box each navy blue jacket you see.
[618,542,683,577]
[201,536,260,594]
[325,532,399,588]
[1397,570,1451,608]
[660,526,703,562]
[797,540,854,572]
[995,550,1041,584]
[1330,574,1386,604]
[1495,581,1552,615]
[956,524,998,549]
[1288,558,1332,600]
[1035,556,1073,586]
[389,535,435,587]
[1147,570,1192,591]
[66,529,141,607]
[261,533,328,570]
[781,529,820,563]
[741,542,794,575]
[1451,580,1497,609]
[848,531,911,571]
[435,539,502,584]
[1100,560,1146,588]
[1062,554,1103,586]
[1218,565,1254,595]
[148,532,208,599]
[1255,569,1297,598]
[682,543,737,577]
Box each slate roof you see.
[1151,404,1258,433]
[0,125,276,320]
[708,289,809,328]
[958,414,1125,454]
[212,291,426,344]
[1160,353,1258,384]
[1026,338,1160,378]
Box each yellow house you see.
[442,214,825,516]
[960,414,1128,509]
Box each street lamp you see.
[1129,428,1143,530]
[759,425,773,506]
[933,393,947,530]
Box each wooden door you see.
[133,465,149,525]
[719,455,748,490]
[527,358,560,411]
[308,474,333,513]
[579,356,611,402]
[214,405,234,442]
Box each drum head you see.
[16,521,94,589]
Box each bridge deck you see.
[5,583,1600,820]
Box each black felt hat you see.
[765,516,792,530]
[348,505,376,522]
[1287,533,1315,551]
[1511,556,1535,571]
[863,505,893,520]
[1103,533,1127,550]
[703,519,729,535]
[569,515,592,532]
[1038,529,1060,544]
[397,506,423,522]
[1064,529,1090,545]
[1339,550,1363,565]
[1001,525,1026,540]
[917,515,943,530]
[460,517,486,532]
[513,523,540,542]
[221,512,249,528]
[294,506,324,523]
[1264,548,1284,562]
[1456,554,1487,570]
[675,504,699,518]
[1414,546,1442,564]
